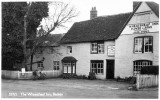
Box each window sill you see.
[91,53,104,54]
[134,52,153,54]
[96,73,104,75]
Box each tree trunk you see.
[30,53,33,71]
[23,14,27,70]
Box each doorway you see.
[106,60,114,79]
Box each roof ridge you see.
[75,12,132,24]
[97,12,132,18]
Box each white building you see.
[28,2,159,79]
[115,2,159,78]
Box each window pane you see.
[91,60,103,74]
[57,61,59,65]
[57,66,59,70]
[94,63,97,68]
[53,61,56,65]
[135,38,143,53]
[91,43,97,53]
[98,69,100,73]
[98,43,104,53]
[68,66,71,73]
[54,66,57,70]
[72,66,75,73]
[67,46,72,53]
[101,69,103,73]
[133,60,152,75]
[53,61,60,70]
[144,37,153,53]
[98,63,101,68]
[64,66,67,73]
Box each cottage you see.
[28,1,159,80]
[27,34,64,72]
[60,12,131,79]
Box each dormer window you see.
[91,42,104,54]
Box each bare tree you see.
[23,1,78,70]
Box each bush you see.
[140,66,158,75]
[88,72,96,80]
[59,74,71,79]
[115,76,135,83]
[59,74,88,79]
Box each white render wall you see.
[28,41,115,80]
[115,33,159,78]
[62,41,115,79]
[115,2,159,78]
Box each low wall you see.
[136,74,158,89]
[2,70,62,79]
[2,70,19,79]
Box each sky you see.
[48,0,133,34]
[45,0,159,34]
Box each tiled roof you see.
[42,34,64,46]
[146,2,159,17]
[60,12,132,43]
[60,2,159,44]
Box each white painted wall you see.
[28,41,115,79]
[115,33,159,78]
[61,41,115,79]
[115,2,159,78]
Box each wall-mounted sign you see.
[128,21,158,33]
[107,46,115,56]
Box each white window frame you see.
[63,63,75,74]
[133,60,152,76]
[37,62,43,68]
[134,36,153,53]
[53,61,60,70]
[144,37,153,53]
[91,60,103,74]
[67,46,72,54]
[91,42,104,54]
[91,43,98,53]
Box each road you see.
[1,78,158,98]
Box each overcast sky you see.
[45,0,159,34]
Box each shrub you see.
[59,74,88,79]
[88,72,96,80]
[60,74,71,79]
[140,66,159,75]
[116,76,121,81]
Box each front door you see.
[106,60,114,79]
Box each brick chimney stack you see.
[90,7,97,19]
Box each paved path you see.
[1,78,158,98]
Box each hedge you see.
[140,66,158,75]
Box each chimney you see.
[133,2,141,11]
[90,7,97,19]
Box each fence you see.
[2,70,62,79]
[136,74,158,89]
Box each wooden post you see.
[136,74,140,90]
